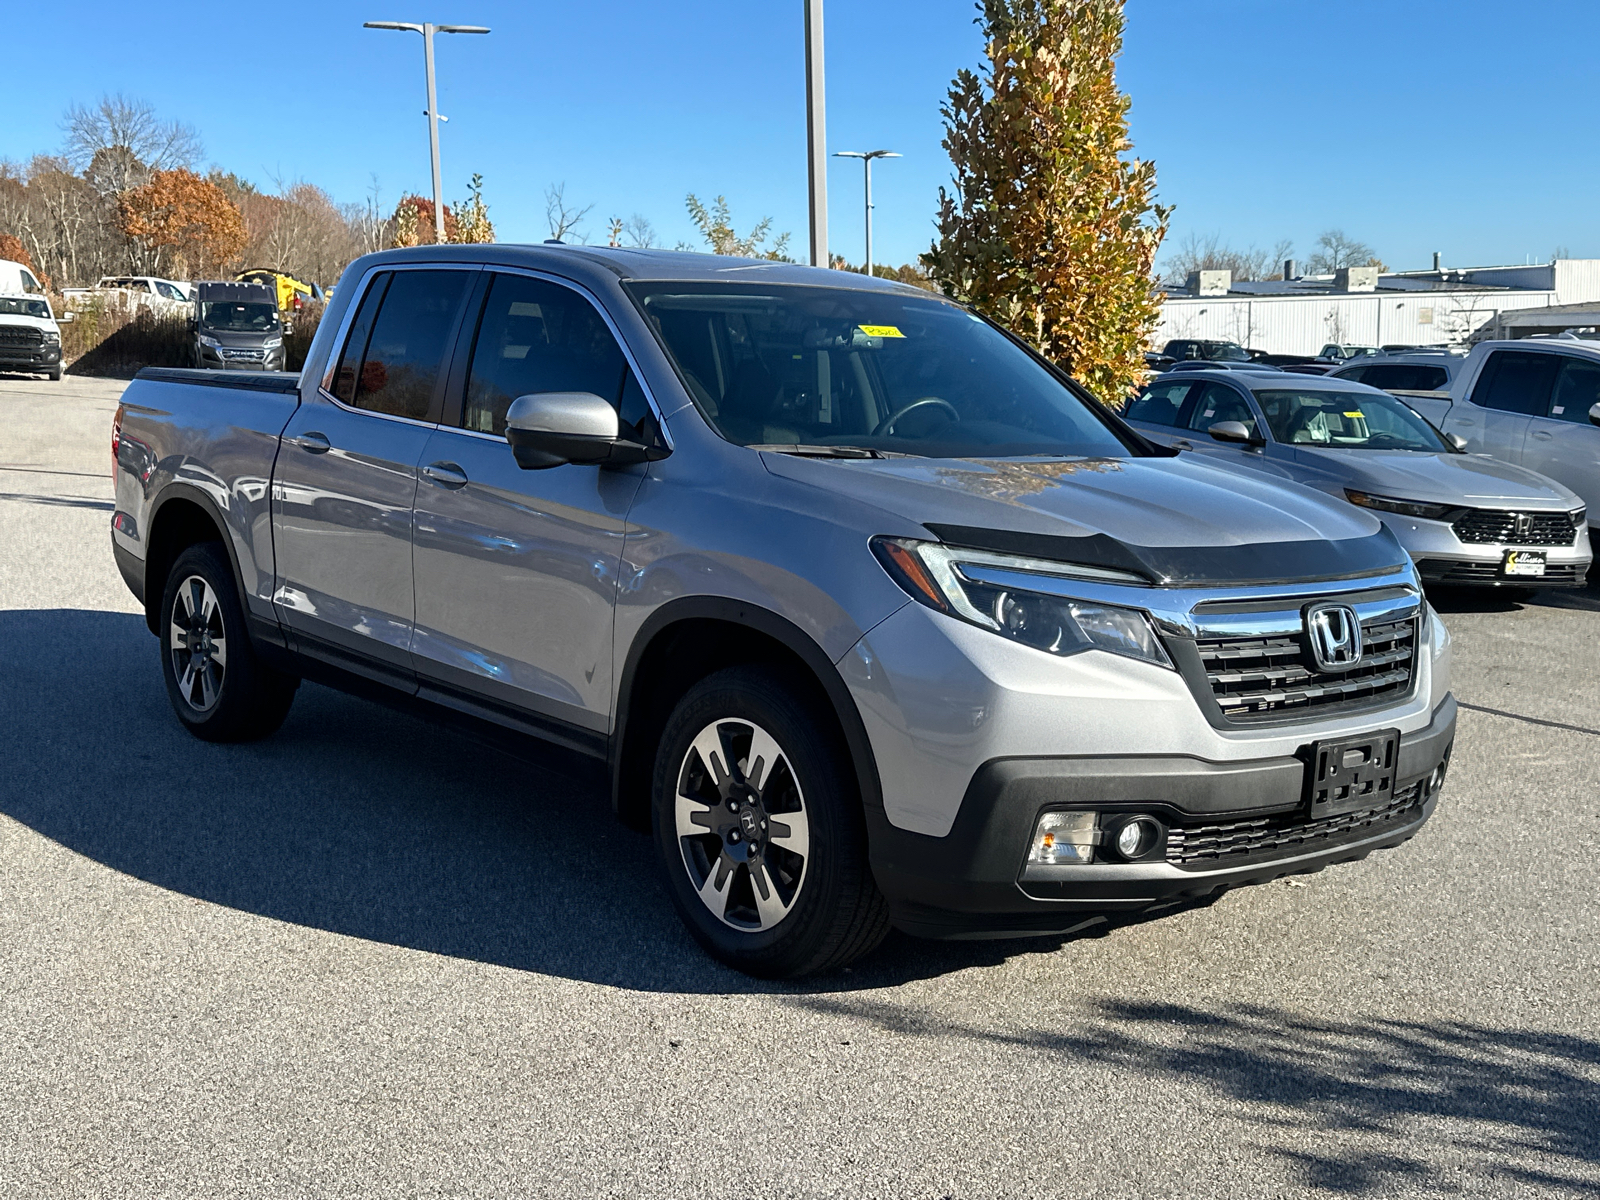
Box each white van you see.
[0,259,47,296]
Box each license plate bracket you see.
[1306,728,1400,818]
[1502,549,1547,577]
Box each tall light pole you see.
[364,20,490,243]
[804,0,828,268]
[833,150,899,278]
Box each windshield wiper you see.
[751,443,920,459]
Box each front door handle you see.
[1531,429,1554,442]
[291,431,330,453]
[422,461,469,488]
[1173,439,1195,451]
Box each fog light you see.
[1028,811,1097,865]
[1105,815,1163,861]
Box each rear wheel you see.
[159,542,297,741]
[652,665,889,977]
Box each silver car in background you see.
[1126,369,1592,588]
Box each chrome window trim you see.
[458,264,676,450]
[316,261,483,430]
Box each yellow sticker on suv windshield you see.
[857,324,905,338]
[1343,411,1365,418]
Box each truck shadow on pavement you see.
[788,994,1600,1196]
[1426,578,1600,615]
[0,608,1094,993]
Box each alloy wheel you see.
[169,574,227,713]
[674,718,810,932]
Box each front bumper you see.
[0,345,61,369]
[868,695,1455,939]
[198,345,285,371]
[1387,512,1591,588]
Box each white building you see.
[1156,258,1600,355]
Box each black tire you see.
[652,665,890,978]
[47,365,62,381]
[159,542,298,742]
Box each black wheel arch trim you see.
[611,597,885,828]
[141,482,286,649]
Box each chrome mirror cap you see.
[506,392,619,439]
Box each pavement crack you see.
[1457,700,1600,739]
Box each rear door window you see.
[1125,380,1196,427]
[338,270,471,421]
[1548,356,1600,425]
[1473,351,1560,415]
[1361,364,1448,391]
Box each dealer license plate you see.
[1502,550,1547,577]
[1306,728,1400,818]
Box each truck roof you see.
[338,243,928,294]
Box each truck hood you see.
[0,314,59,333]
[762,452,1405,587]
[1290,446,1583,509]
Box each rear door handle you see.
[422,461,469,488]
[1531,430,1554,441]
[291,431,330,453]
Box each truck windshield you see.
[626,281,1135,458]
[201,302,278,332]
[0,297,50,318]
[1254,388,1450,452]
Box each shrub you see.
[60,292,190,377]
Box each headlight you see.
[870,537,1172,669]
[199,335,222,348]
[1345,489,1454,520]
[262,337,283,348]
[42,330,60,344]
[1571,508,1588,528]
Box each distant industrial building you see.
[1156,257,1600,355]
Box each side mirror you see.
[59,311,75,323]
[505,392,657,470]
[1208,420,1264,446]
[1590,402,1600,428]
[187,316,197,332]
[1446,432,1469,451]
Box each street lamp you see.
[833,150,900,278]
[364,20,490,243]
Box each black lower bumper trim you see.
[868,696,1456,938]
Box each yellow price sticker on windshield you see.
[857,324,905,338]
[1343,411,1365,419]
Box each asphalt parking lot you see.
[2,373,1597,1198]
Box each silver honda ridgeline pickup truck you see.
[112,246,1456,977]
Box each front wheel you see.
[159,542,298,741]
[652,666,889,978]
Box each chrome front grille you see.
[1175,586,1421,725]
[1453,509,1576,547]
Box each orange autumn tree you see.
[117,168,247,277]
[924,0,1170,404]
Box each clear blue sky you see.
[5,0,1597,273]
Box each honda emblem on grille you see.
[1305,603,1363,672]
[1513,513,1534,541]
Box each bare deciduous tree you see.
[1162,232,1294,284]
[1307,229,1385,274]
[64,95,202,195]
[545,183,592,243]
